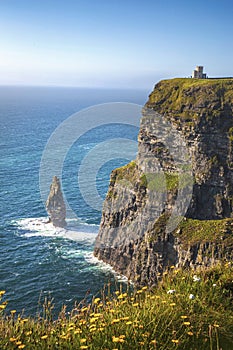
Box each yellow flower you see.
[18,345,25,349]
[10,310,16,314]
[214,324,220,328]
[0,304,6,309]
[117,294,124,299]
[80,338,87,343]
[16,341,22,345]
[126,321,133,325]
[151,339,156,344]
[111,318,120,324]
[121,300,126,304]
[93,297,101,304]
[74,329,82,334]
[112,336,124,343]
[80,346,88,349]
[183,322,191,326]
[10,337,17,342]
[187,331,193,336]
[121,316,129,321]
[41,335,48,339]
[26,331,32,336]
[22,318,29,323]
[180,315,188,319]
[0,291,6,296]
[170,265,175,269]
[81,307,88,312]
[170,303,176,306]
[90,327,97,332]
[132,303,139,307]
[142,286,148,290]
[136,290,143,294]
[172,339,179,343]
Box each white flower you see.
[167,289,176,294]
[213,283,217,287]
[193,275,201,282]
[189,294,195,300]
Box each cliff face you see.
[46,176,66,228]
[94,78,233,285]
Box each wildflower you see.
[213,283,217,287]
[142,286,148,290]
[132,302,139,307]
[214,324,220,328]
[183,322,191,326]
[0,291,6,296]
[80,346,88,349]
[193,275,201,282]
[170,265,175,269]
[180,315,188,319]
[111,318,121,324]
[187,331,193,336]
[90,327,97,332]
[22,318,29,323]
[115,291,120,295]
[189,294,195,300]
[18,345,25,349]
[80,339,87,343]
[112,336,124,343]
[151,339,156,344]
[170,303,176,306]
[136,289,143,294]
[41,335,48,339]
[16,341,22,345]
[121,316,129,320]
[93,297,101,304]
[167,289,176,294]
[117,294,124,299]
[74,329,82,334]
[126,321,133,325]
[0,304,6,309]
[10,337,17,342]
[81,307,88,312]
[10,310,16,314]
[171,339,179,344]
[26,331,32,336]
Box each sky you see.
[0,0,233,89]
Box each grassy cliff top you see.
[146,78,233,119]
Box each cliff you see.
[94,78,233,285]
[46,176,66,228]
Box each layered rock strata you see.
[94,78,233,285]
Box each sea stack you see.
[46,176,66,228]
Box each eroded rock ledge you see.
[94,78,233,285]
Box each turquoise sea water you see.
[0,86,148,316]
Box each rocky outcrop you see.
[94,78,233,285]
[46,176,66,228]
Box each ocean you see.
[0,86,148,316]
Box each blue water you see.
[0,86,148,316]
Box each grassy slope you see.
[146,78,233,120]
[0,264,232,349]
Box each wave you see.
[13,217,97,244]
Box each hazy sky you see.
[1,0,233,89]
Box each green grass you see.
[146,78,233,121]
[176,218,233,246]
[1,264,233,349]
